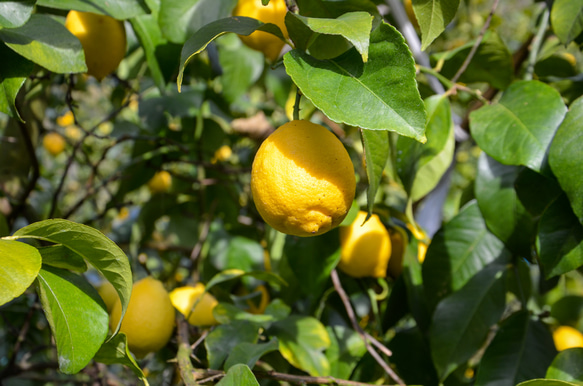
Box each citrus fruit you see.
[251,120,356,237]
[212,145,233,163]
[148,170,172,193]
[338,211,392,278]
[553,325,583,351]
[43,132,66,156]
[109,277,175,358]
[232,0,288,61]
[65,10,126,80]
[97,281,119,314]
[387,226,408,278]
[170,283,219,326]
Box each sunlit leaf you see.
[414,0,460,50]
[326,325,367,379]
[0,239,41,306]
[550,0,583,45]
[216,364,259,386]
[36,0,149,19]
[546,348,583,383]
[0,0,34,28]
[362,129,389,216]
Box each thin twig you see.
[330,270,404,385]
[450,0,500,84]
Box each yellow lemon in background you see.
[338,211,392,278]
[97,280,119,314]
[232,0,288,61]
[251,120,356,237]
[212,145,233,163]
[387,226,408,278]
[65,10,127,80]
[553,326,583,351]
[148,170,172,193]
[43,132,66,156]
[110,277,175,358]
[170,283,219,326]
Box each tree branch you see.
[176,316,200,386]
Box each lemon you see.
[338,211,392,278]
[387,226,407,278]
[553,326,583,351]
[110,277,175,358]
[148,171,172,193]
[212,145,233,163]
[43,132,66,156]
[251,120,356,237]
[233,0,288,61]
[65,11,127,80]
[170,283,219,326]
[97,281,119,314]
[57,111,75,127]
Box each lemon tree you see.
[2,0,583,385]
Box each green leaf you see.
[270,315,331,376]
[0,14,87,74]
[430,264,507,381]
[326,325,367,380]
[475,154,535,257]
[94,333,148,384]
[550,0,583,45]
[422,201,512,311]
[433,31,513,89]
[475,310,557,386]
[284,21,426,142]
[216,364,259,386]
[402,237,431,331]
[0,43,34,120]
[14,219,132,336]
[537,195,583,278]
[37,245,87,272]
[469,80,567,174]
[515,168,563,218]
[549,96,583,225]
[362,129,389,216]
[518,381,578,386]
[213,303,275,326]
[36,0,149,19]
[177,16,285,91]
[288,12,373,62]
[205,321,259,369]
[224,339,279,370]
[130,15,167,94]
[388,327,439,385]
[0,0,34,28]
[159,0,237,44]
[0,239,41,306]
[205,269,287,291]
[295,0,381,21]
[36,265,109,374]
[546,348,583,383]
[397,94,454,200]
[415,0,460,50]
[551,296,583,331]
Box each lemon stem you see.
[293,89,301,121]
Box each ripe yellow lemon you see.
[170,283,219,326]
[110,277,175,358]
[232,0,288,61]
[65,11,126,80]
[148,170,172,193]
[212,145,233,163]
[97,281,119,314]
[338,211,392,278]
[251,120,356,237]
[43,132,66,156]
[553,326,583,351]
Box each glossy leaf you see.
[130,15,167,94]
[550,0,583,45]
[430,264,507,381]
[205,321,259,369]
[549,96,583,224]
[546,348,583,383]
[284,21,426,142]
[326,325,367,379]
[0,14,87,74]
[0,0,34,28]
[216,364,259,386]
[178,16,285,91]
[270,315,331,376]
[422,201,512,311]
[159,0,237,44]
[537,195,583,278]
[414,0,460,50]
[36,266,109,374]
[475,154,535,257]
[94,333,148,383]
[0,239,41,306]
[0,43,34,120]
[36,0,149,19]
[470,80,567,174]
[224,339,279,370]
[397,94,454,200]
[475,310,557,386]
[14,219,132,336]
[362,129,389,216]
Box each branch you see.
[330,270,404,385]
[176,316,200,386]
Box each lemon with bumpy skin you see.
[43,132,66,156]
[110,277,175,358]
[338,211,392,278]
[170,283,219,327]
[65,11,126,80]
[553,326,583,351]
[251,120,356,237]
[233,0,288,61]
